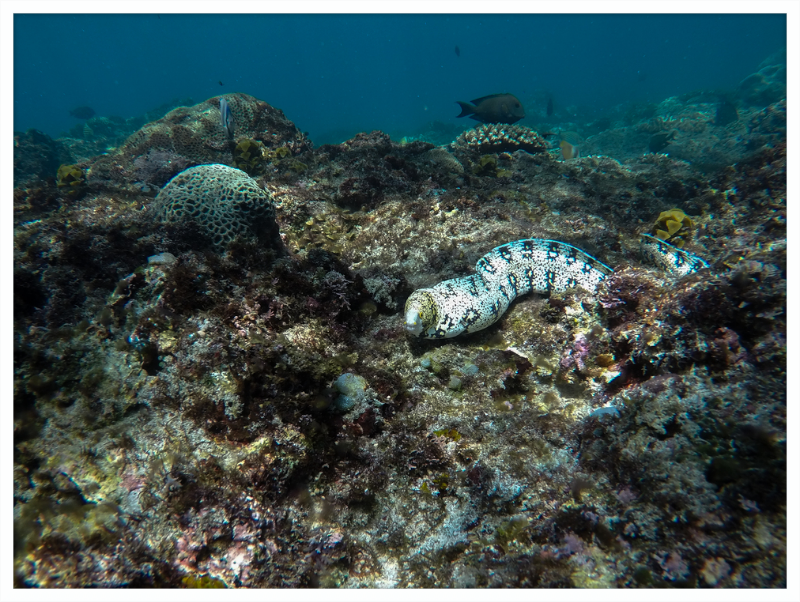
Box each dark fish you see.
[546,95,554,117]
[69,106,95,120]
[649,131,676,153]
[455,45,460,58]
[715,99,738,126]
[218,80,224,86]
[220,97,235,139]
[455,93,525,125]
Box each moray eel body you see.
[404,239,613,339]
[639,233,710,276]
[405,235,709,339]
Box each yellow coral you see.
[56,164,85,196]
[652,208,694,247]
[232,139,265,175]
[56,164,84,188]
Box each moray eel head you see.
[404,290,439,337]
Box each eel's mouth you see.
[404,307,424,336]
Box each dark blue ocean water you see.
[14,13,786,144]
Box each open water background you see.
[14,13,786,144]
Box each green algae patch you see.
[433,428,462,442]
[232,138,265,175]
[182,574,226,588]
[494,516,531,551]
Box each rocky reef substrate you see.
[13,77,786,588]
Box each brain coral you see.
[452,124,547,155]
[152,164,277,248]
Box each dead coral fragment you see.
[453,123,547,155]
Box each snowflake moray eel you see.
[404,234,709,339]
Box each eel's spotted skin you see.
[404,239,613,339]
[404,235,709,339]
[639,233,710,276]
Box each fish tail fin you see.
[455,101,475,118]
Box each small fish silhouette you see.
[649,131,676,153]
[715,99,738,126]
[220,97,235,139]
[218,80,224,86]
[69,106,95,120]
[455,45,460,58]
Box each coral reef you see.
[13,129,75,188]
[132,149,193,190]
[580,55,786,172]
[85,93,312,195]
[13,77,786,590]
[294,130,434,210]
[737,49,786,106]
